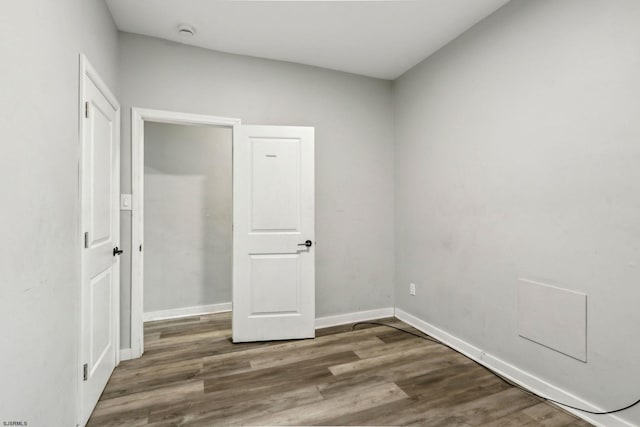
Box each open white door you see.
[233,125,315,342]
[79,58,120,425]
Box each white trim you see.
[315,307,395,329]
[78,54,121,427]
[394,308,634,427]
[130,108,241,359]
[143,303,232,322]
[119,348,133,362]
[81,56,119,111]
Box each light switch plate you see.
[120,194,132,211]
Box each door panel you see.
[80,70,120,425]
[250,138,301,231]
[250,254,300,314]
[89,104,114,245]
[233,125,314,342]
[89,269,111,366]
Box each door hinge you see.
[84,101,89,118]
[84,232,89,249]
[83,363,88,381]
[139,244,142,252]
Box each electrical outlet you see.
[409,283,416,296]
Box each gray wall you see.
[393,0,640,424]
[0,0,119,425]
[144,123,232,312]
[119,33,395,347]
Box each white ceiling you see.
[105,0,510,80]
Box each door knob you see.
[297,240,313,248]
[113,246,124,256]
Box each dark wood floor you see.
[88,312,592,426]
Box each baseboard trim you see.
[119,348,133,362]
[394,308,633,427]
[143,302,232,322]
[315,307,395,329]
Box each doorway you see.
[143,121,233,320]
[130,109,316,357]
[130,110,239,357]
[78,55,121,426]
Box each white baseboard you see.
[143,302,232,322]
[119,348,133,362]
[394,308,634,427]
[125,306,392,361]
[315,307,395,329]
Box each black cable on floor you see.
[351,321,640,415]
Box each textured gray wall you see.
[0,1,120,425]
[144,122,232,312]
[119,33,395,347]
[393,1,640,424]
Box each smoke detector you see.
[177,24,196,37]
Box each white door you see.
[80,65,120,425]
[233,125,315,342]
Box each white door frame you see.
[130,108,241,358]
[77,54,121,425]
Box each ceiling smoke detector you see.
[177,24,196,37]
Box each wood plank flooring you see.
[88,312,593,426]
